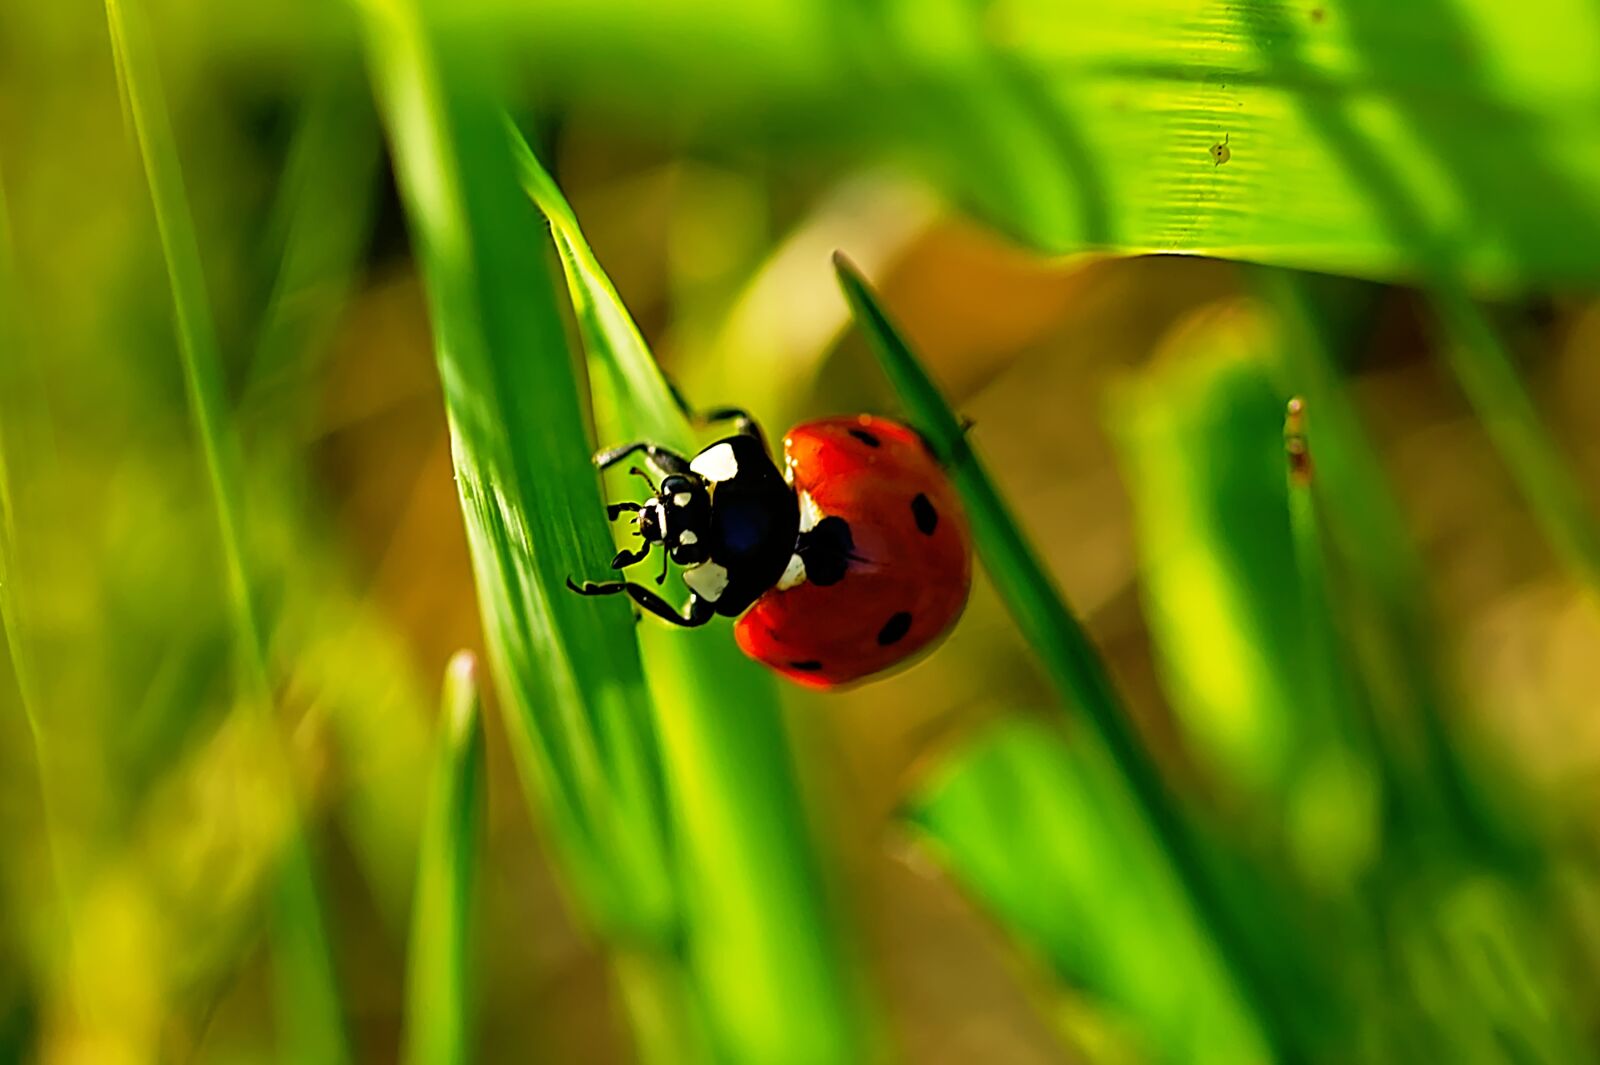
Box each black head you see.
[638,473,713,566]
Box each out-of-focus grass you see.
[4,0,1600,1060]
[835,257,1312,1060]
[909,719,1266,1065]
[514,135,872,1063]
[1110,309,1378,884]
[403,652,484,1065]
[105,1,350,1059]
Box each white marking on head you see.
[690,442,740,483]
[683,561,729,602]
[672,491,692,507]
[677,529,698,546]
[798,490,824,533]
[777,553,807,590]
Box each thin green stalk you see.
[403,652,484,1065]
[243,66,382,413]
[0,154,80,1020]
[1428,286,1600,590]
[1281,397,1366,765]
[835,253,1305,1064]
[1262,269,1529,864]
[103,3,349,1059]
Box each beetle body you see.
[568,405,971,689]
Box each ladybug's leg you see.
[564,578,714,627]
[665,379,769,451]
[593,442,691,476]
[610,545,652,570]
[606,501,642,521]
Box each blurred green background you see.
[5,0,1600,1062]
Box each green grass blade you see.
[403,652,485,1065]
[909,718,1270,1065]
[243,66,383,414]
[513,134,873,1064]
[102,3,350,1059]
[356,0,675,955]
[835,253,1305,1063]
[0,153,80,1020]
[1428,289,1600,589]
[1107,310,1379,885]
[321,0,1600,290]
[1261,269,1530,858]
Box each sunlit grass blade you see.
[301,0,1600,290]
[358,0,673,936]
[835,253,1307,1063]
[403,652,484,1065]
[357,4,712,1059]
[513,131,873,1064]
[103,2,350,1059]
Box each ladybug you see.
[567,403,972,688]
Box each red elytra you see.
[734,414,973,689]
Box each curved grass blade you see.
[103,3,350,1059]
[513,133,873,1065]
[358,0,675,937]
[835,253,1307,1063]
[403,652,485,1065]
[357,4,705,1059]
[274,0,1600,291]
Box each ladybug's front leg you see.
[593,441,690,476]
[664,379,770,454]
[564,578,715,628]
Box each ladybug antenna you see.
[656,546,670,585]
[628,466,657,494]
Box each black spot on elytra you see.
[911,493,938,535]
[798,516,854,586]
[848,428,881,448]
[789,659,822,671]
[877,611,912,646]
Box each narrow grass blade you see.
[0,159,49,841]
[243,66,383,416]
[403,652,484,1065]
[1108,309,1379,887]
[0,154,79,1018]
[1429,288,1600,590]
[1261,269,1531,860]
[835,253,1306,1063]
[103,3,349,1060]
[513,134,873,1064]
